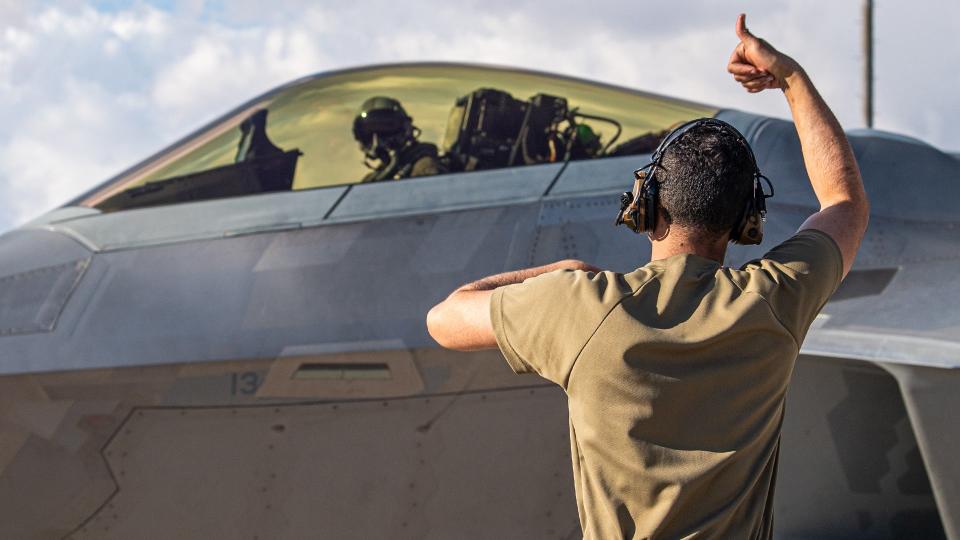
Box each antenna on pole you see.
[863,0,874,128]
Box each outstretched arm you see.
[727,14,869,278]
[426,259,600,351]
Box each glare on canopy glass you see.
[81,64,716,209]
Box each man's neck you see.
[649,228,728,264]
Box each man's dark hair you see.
[657,124,756,239]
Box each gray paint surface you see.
[37,186,349,251]
[0,258,89,335]
[329,163,564,221]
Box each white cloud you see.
[0,2,332,229]
[0,78,141,223]
[150,26,326,125]
[0,0,956,231]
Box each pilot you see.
[352,97,445,182]
[427,14,870,539]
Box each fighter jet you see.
[0,63,956,539]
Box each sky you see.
[0,0,957,232]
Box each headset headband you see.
[643,118,767,184]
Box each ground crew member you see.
[426,13,869,539]
[352,96,445,182]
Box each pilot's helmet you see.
[352,97,414,153]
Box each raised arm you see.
[727,14,869,278]
[426,259,599,351]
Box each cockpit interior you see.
[78,64,716,213]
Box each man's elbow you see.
[426,302,459,350]
[426,303,446,344]
[847,195,870,237]
[426,301,490,352]
[851,180,870,227]
[822,197,870,231]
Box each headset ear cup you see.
[618,172,656,234]
[737,211,763,245]
[620,191,650,233]
[617,175,649,233]
[627,203,644,233]
[641,178,658,232]
[732,198,764,245]
[634,193,647,232]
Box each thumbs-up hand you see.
[727,14,800,93]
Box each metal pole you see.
[863,0,874,128]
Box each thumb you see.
[735,13,755,42]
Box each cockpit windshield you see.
[79,64,716,212]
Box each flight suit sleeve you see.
[489,269,628,388]
[740,229,844,344]
[410,156,442,177]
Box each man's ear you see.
[649,207,671,242]
[657,205,672,226]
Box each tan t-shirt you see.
[490,230,843,539]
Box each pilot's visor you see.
[352,109,408,146]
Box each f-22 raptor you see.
[0,63,957,539]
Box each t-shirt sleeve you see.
[490,269,628,387]
[740,229,844,344]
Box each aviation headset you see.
[615,118,774,245]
